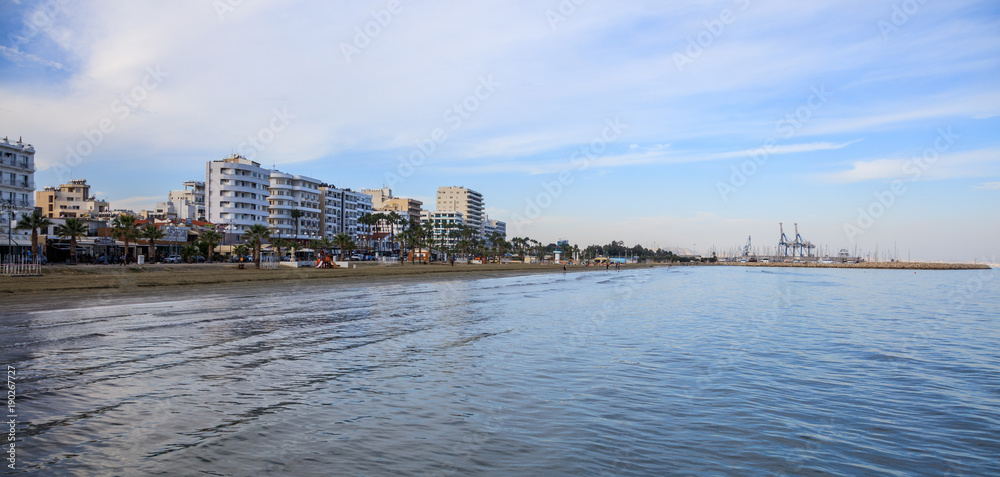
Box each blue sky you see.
[1,0,998,261]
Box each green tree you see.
[199,229,223,263]
[370,212,387,255]
[332,233,354,261]
[140,223,165,263]
[400,218,425,264]
[233,244,249,260]
[15,209,52,259]
[488,231,505,262]
[112,214,139,261]
[241,224,271,269]
[386,211,402,260]
[271,237,291,261]
[180,244,198,263]
[358,212,375,254]
[55,218,88,265]
[289,209,304,242]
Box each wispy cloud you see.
[0,46,63,69]
[822,147,1000,183]
[443,140,861,175]
[975,182,1000,190]
[110,195,162,212]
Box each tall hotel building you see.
[205,154,271,234]
[268,171,323,243]
[436,186,485,237]
[0,137,35,253]
[319,185,372,242]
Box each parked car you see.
[191,255,206,263]
[164,255,182,264]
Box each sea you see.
[2,265,998,476]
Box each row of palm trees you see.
[12,208,576,268]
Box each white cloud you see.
[0,45,63,69]
[975,182,1000,190]
[109,195,162,212]
[822,147,1000,183]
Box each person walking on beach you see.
[563,264,567,272]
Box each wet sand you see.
[0,262,629,305]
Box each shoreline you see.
[0,263,616,304]
[707,261,992,270]
[0,260,990,305]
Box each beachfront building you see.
[92,209,136,225]
[484,217,507,242]
[168,180,205,222]
[362,186,423,218]
[140,202,178,220]
[422,210,465,251]
[268,171,323,245]
[436,186,484,238]
[35,179,109,220]
[318,185,373,243]
[205,154,270,237]
[361,187,392,210]
[0,136,36,254]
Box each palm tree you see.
[422,220,438,263]
[370,212,387,255]
[233,244,249,260]
[488,231,504,262]
[309,237,333,256]
[55,218,88,265]
[400,219,425,264]
[289,209,304,243]
[180,244,198,263]
[140,223,164,263]
[112,214,138,262]
[498,238,512,263]
[271,237,290,261]
[357,213,375,254]
[332,233,354,261]
[199,229,223,263]
[386,211,402,259]
[241,224,271,269]
[15,209,52,260]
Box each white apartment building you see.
[268,171,323,244]
[436,186,485,238]
[0,136,35,253]
[422,210,464,250]
[205,154,270,235]
[35,179,110,220]
[168,180,205,221]
[485,217,507,242]
[318,185,373,242]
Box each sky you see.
[1,0,998,262]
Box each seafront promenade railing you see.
[0,255,42,276]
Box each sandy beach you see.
[1,260,989,306]
[0,262,614,303]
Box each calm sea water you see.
[2,266,999,476]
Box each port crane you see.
[791,223,816,257]
[778,223,791,257]
[742,236,752,258]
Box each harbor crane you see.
[778,223,791,257]
[791,223,816,257]
[742,236,752,257]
